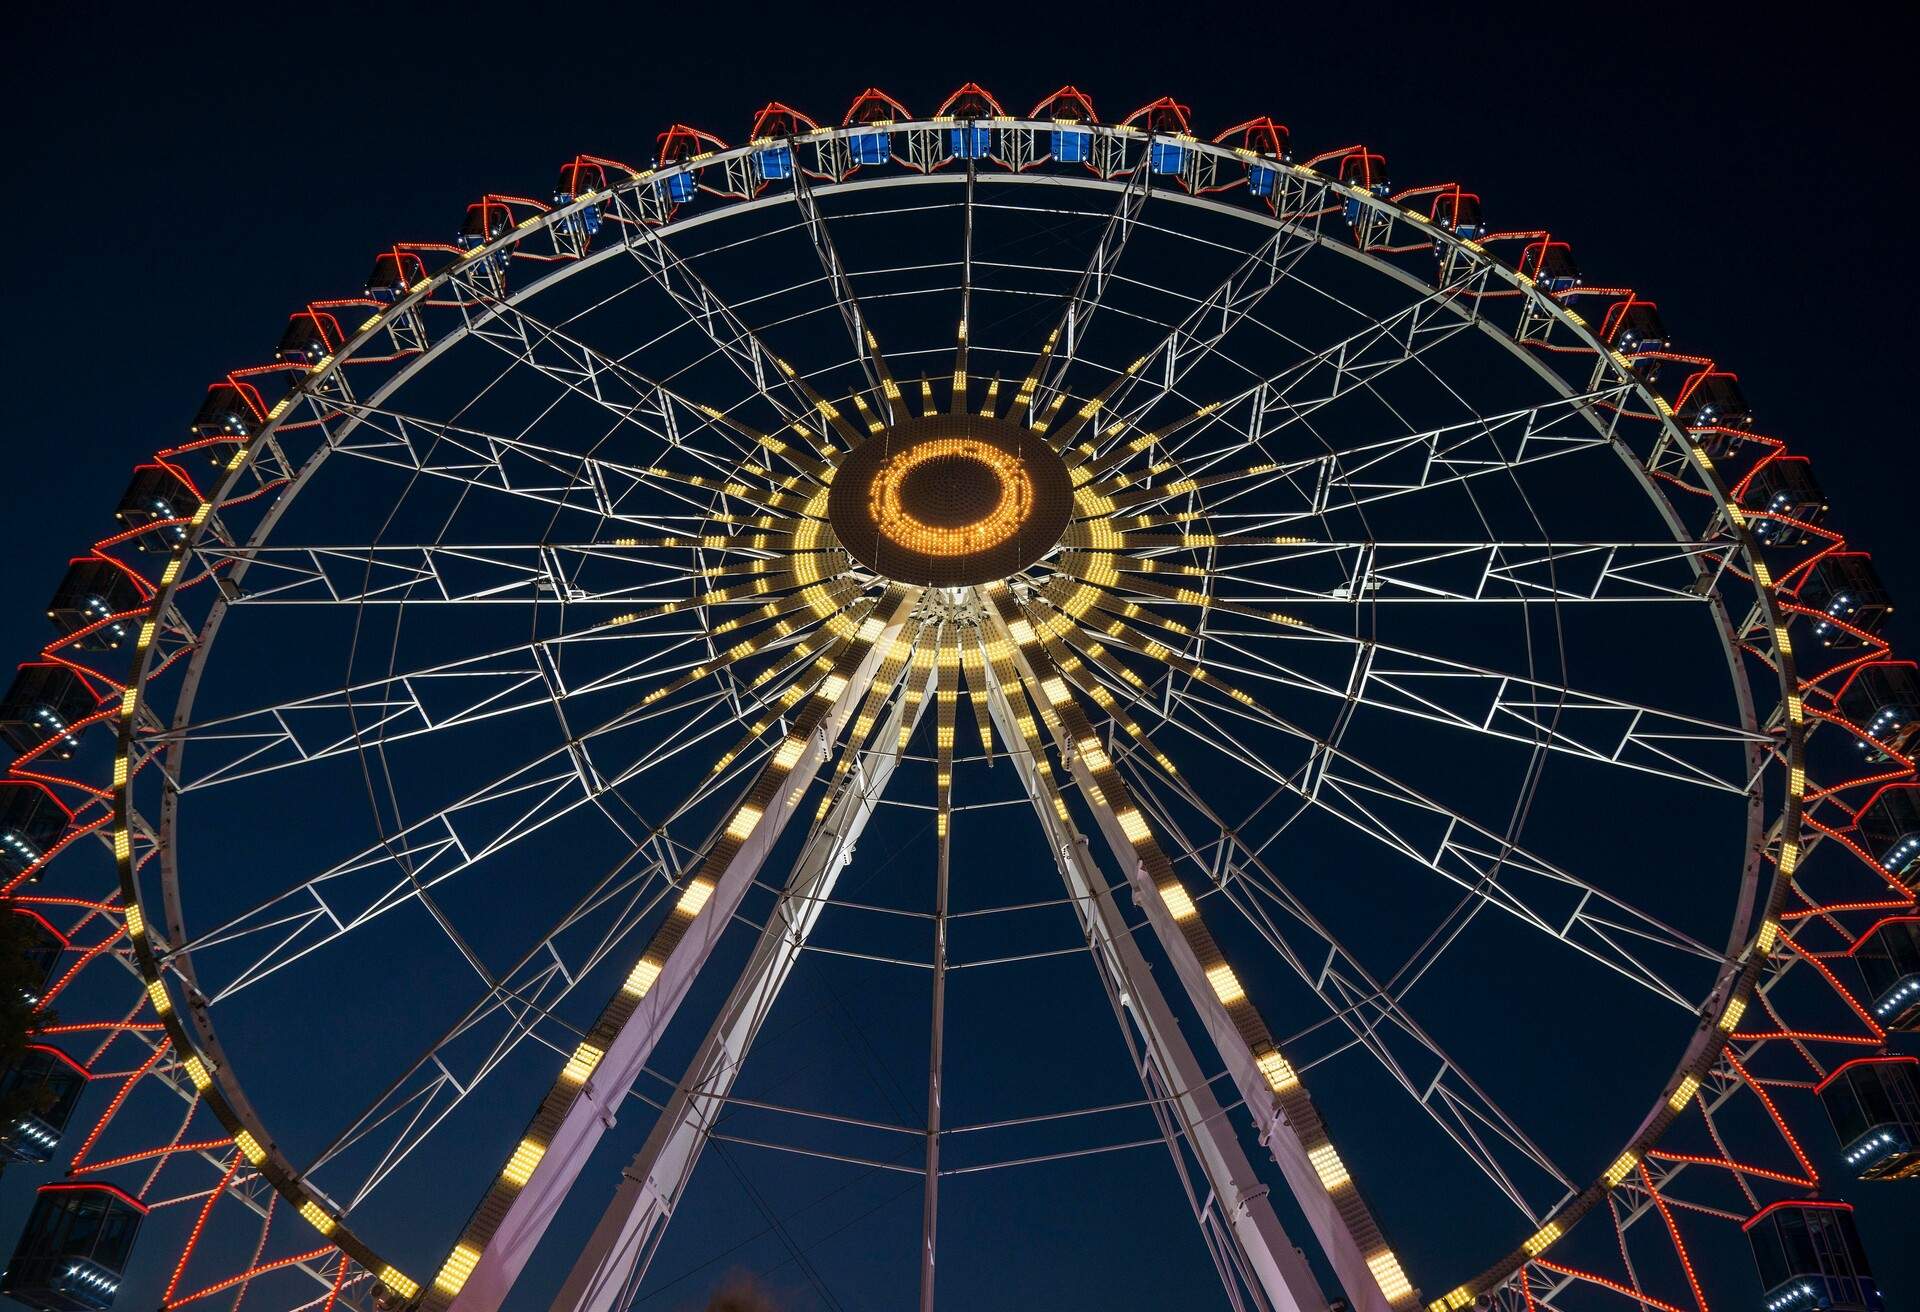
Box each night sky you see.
[2,4,1915,1309]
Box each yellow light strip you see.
[432,1245,481,1298]
[1522,1220,1562,1256]
[1205,962,1245,1004]
[1367,1249,1413,1302]
[675,878,715,917]
[381,1269,420,1302]
[560,1042,605,1085]
[726,805,762,840]
[623,957,663,999]
[1308,1141,1350,1190]
[1158,881,1198,921]
[1255,1048,1299,1092]
[234,1129,267,1166]
[501,1137,546,1187]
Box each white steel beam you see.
[992,610,1399,1312]
[550,689,922,1312]
[440,600,912,1312]
[983,668,1329,1312]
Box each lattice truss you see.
[3,84,1912,1312]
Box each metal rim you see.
[8,103,1853,1312]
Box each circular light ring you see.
[827,412,1073,588]
[868,438,1033,557]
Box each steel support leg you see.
[997,634,1392,1312]
[984,676,1329,1312]
[550,689,923,1312]
[444,606,911,1312]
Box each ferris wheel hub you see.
[825,411,1073,587]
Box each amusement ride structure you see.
[0,83,1915,1312]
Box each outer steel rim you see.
[96,115,1803,1307]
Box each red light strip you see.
[163,1149,241,1305]
[35,1178,151,1213]
[1532,1262,1689,1312]
[1636,1165,1708,1312]
[1645,1149,1816,1190]
[1725,1054,1819,1183]
[69,1037,168,1167]
[37,922,128,1012]
[77,1136,237,1175]
[1740,1197,1853,1231]
[165,1246,337,1309]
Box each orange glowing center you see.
[867,438,1033,558]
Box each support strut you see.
[550,687,924,1312]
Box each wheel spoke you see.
[1028,600,1731,1008]
[791,169,901,413]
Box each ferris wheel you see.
[4,80,1918,1312]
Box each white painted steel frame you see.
[550,687,923,1312]
[106,118,1800,1312]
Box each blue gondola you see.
[457,201,513,275]
[747,103,818,184]
[757,144,793,180]
[1852,916,1920,1029]
[0,781,68,881]
[1804,553,1892,649]
[1051,126,1091,163]
[1676,369,1753,429]
[0,1184,145,1312]
[948,124,991,160]
[188,380,265,442]
[1,664,95,761]
[1837,661,1920,759]
[1337,152,1390,225]
[1743,1201,1884,1312]
[1522,241,1581,294]
[363,250,425,304]
[1033,86,1098,165]
[46,560,142,652]
[1856,784,1920,882]
[843,89,907,168]
[1149,138,1186,175]
[1604,299,1669,356]
[1445,195,1485,238]
[1817,1056,1920,1179]
[0,1047,89,1165]
[1217,117,1290,198]
[12,907,66,1004]
[1745,457,1826,546]
[274,309,343,366]
[554,160,608,243]
[114,464,197,554]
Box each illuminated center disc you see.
[827,412,1074,588]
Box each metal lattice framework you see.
[4,83,1914,1312]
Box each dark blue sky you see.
[2,3,1914,1308]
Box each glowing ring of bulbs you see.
[867,438,1033,558]
[825,411,1075,588]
